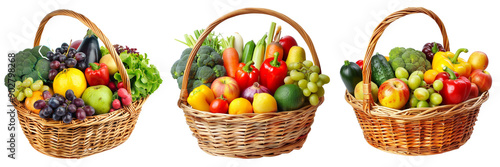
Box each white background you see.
[1,0,499,166]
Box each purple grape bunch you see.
[34,89,95,124]
[46,42,87,80]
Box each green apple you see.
[354,81,379,102]
[82,85,113,115]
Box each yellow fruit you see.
[100,54,118,75]
[286,46,306,66]
[53,68,87,98]
[252,93,277,113]
[228,98,253,115]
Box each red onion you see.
[241,82,271,103]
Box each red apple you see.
[468,83,479,99]
[279,35,298,61]
[378,78,410,109]
[469,69,492,92]
[70,40,83,49]
[211,77,240,103]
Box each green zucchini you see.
[371,53,395,86]
[241,40,255,64]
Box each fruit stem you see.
[344,60,350,66]
[89,63,100,71]
[443,66,457,80]
[431,42,438,53]
[270,52,281,67]
[243,61,255,73]
[450,48,468,64]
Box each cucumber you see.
[371,53,395,86]
[241,40,255,64]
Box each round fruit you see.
[319,74,330,84]
[228,98,253,115]
[417,100,429,108]
[430,93,443,105]
[309,94,320,106]
[24,91,44,114]
[354,81,379,102]
[468,51,488,71]
[53,68,87,98]
[409,94,419,108]
[408,75,421,90]
[307,82,318,93]
[253,93,277,113]
[100,54,118,75]
[274,84,305,111]
[433,80,444,92]
[395,67,409,79]
[414,88,430,101]
[424,70,439,84]
[82,85,113,115]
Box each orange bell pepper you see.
[432,48,472,78]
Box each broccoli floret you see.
[196,46,222,67]
[195,66,216,83]
[35,59,50,81]
[177,75,195,90]
[175,59,197,79]
[171,60,180,79]
[181,48,193,59]
[14,50,37,77]
[389,47,431,74]
[213,65,226,77]
[197,54,216,67]
[31,45,50,60]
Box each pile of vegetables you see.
[172,22,330,115]
[5,29,162,124]
[341,42,492,110]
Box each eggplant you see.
[76,29,101,71]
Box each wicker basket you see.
[177,8,324,158]
[12,9,148,159]
[345,7,489,155]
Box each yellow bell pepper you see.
[432,48,472,77]
[187,85,215,111]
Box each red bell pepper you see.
[235,61,259,90]
[85,63,110,86]
[260,52,288,94]
[435,66,471,105]
[356,60,364,71]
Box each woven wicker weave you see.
[177,8,324,158]
[345,7,489,155]
[12,9,147,158]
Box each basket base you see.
[198,134,309,159]
[356,107,479,156]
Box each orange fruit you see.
[228,98,253,115]
[424,69,439,84]
[25,91,44,114]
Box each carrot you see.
[222,36,239,78]
[265,25,283,60]
[265,42,284,60]
[223,48,239,78]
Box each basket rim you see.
[345,90,489,121]
[12,96,148,128]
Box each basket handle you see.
[178,8,320,104]
[361,7,450,112]
[33,9,131,94]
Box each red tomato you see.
[209,98,229,114]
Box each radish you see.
[112,99,121,109]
